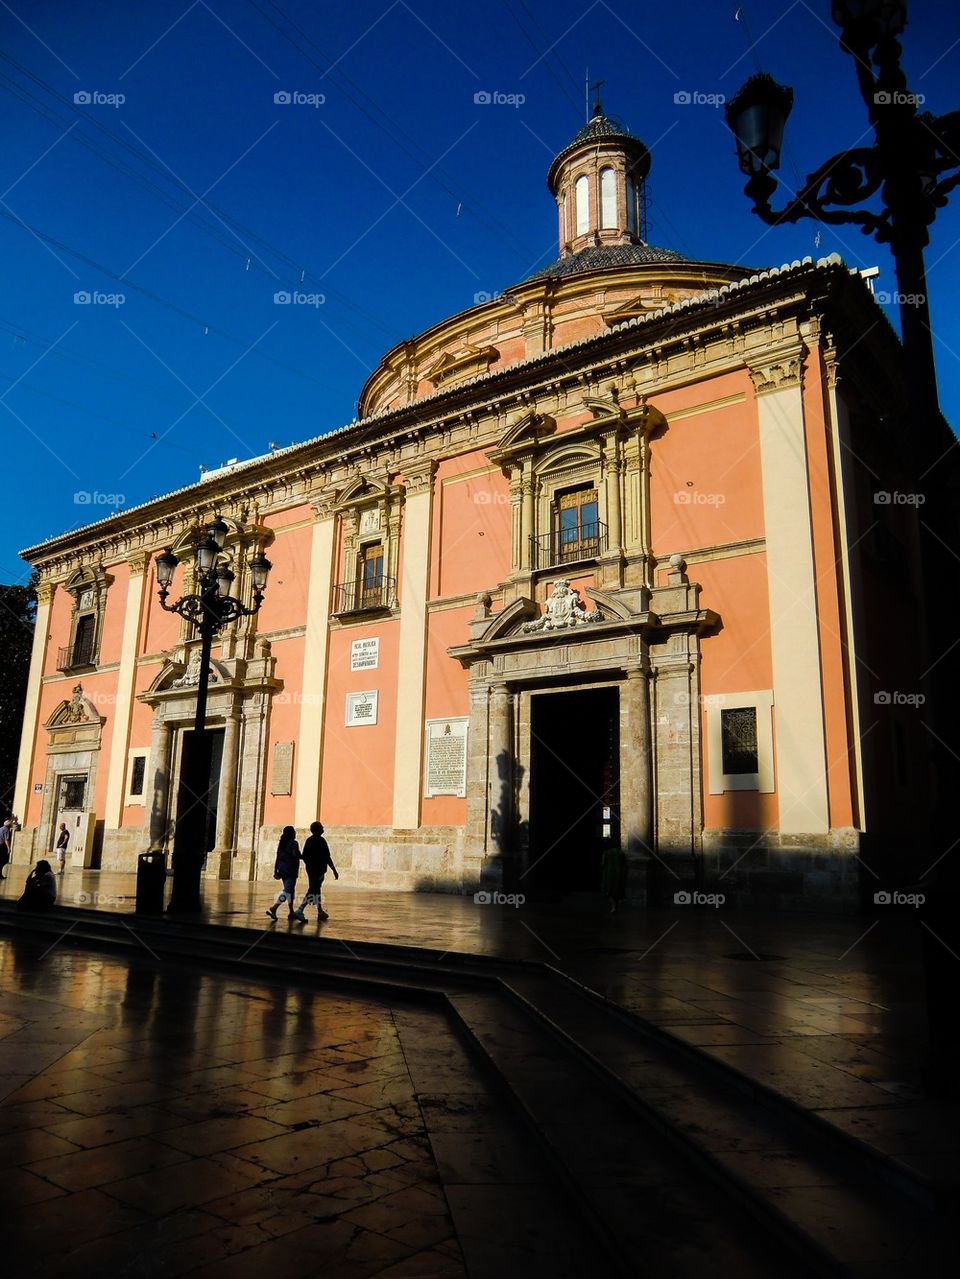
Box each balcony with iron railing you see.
[57,638,98,671]
[331,575,396,615]
[529,520,607,571]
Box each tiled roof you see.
[525,243,687,281]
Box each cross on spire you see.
[591,78,605,116]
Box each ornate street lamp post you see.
[724,0,960,423]
[155,520,271,911]
[725,1,960,1089]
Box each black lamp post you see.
[726,1,960,1090]
[724,0,960,424]
[155,521,271,912]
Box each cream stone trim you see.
[13,583,55,820]
[754,374,829,833]
[705,690,775,794]
[294,511,337,826]
[104,563,148,826]
[268,518,314,536]
[392,471,435,828]
[440,465,501,488]
[124,746,150,806]
[658,537,766,566]
[664,392,747,422]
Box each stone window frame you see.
[62,566,111,670]
[331,474,403,619]
[705,690,775,794]
[532,443,608,572]
[125,747,149,806]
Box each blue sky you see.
[2,0,959,579]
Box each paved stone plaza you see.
[1,869,957,1275]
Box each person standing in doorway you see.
[294,821,338,922]
[55,823,70,873]
[266,825,300,921]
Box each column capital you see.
[127,550,150,578]
[747,342,806,396]
[401,458,438,495]
[35,580,57,607]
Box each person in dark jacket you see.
[17,860,57,912]
[266,826,300,920]
[294,822,338,922]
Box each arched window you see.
[575,174,589,236]
[560,192,567,243]
[600,168,616,229]
[626,177,637,234]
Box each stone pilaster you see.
[294,491,337,826]
[13,580,56,823]
[481,682,513,889]
[103,553,150,837]
[208,703,240,877]
[147,718,173,848]
[620,663,652,872]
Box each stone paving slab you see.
[1,866,954,1188]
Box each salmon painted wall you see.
[97,560,129,667]
[320,619,400,825]
[649,374,762,556]
[432,452,510,599]
[801,351,855,828]
[696,553,777,831]
[422,604,473,825]
[262,634,305,826]
[121,671,161,829]
[143,581,183,655]
[258,509,312,634]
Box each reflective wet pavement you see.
[0,930,605,1277]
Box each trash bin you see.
[136,851,167,913]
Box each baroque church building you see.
[14,104,944,908]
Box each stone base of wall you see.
[257,824,480,893]
[100,826,150,872]
[651,828,865,912]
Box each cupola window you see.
[600,168,616,229]
[575,175,589,236]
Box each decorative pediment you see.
[143,652,229,697]
[603,285,691,325]
[45,683,102,729]
[334,472,391,511]
[424,343,498,389]
[488,411,557,465]
[521,581,601,632]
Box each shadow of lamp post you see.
[154,518,271,913]
[724,0,960,1089]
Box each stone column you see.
[103,553,150,840]
[606,457,623,550]
[521,469,535,565]
[482,682,513,889]
[294,493,336,826]
[620,664,652,869]
[147,718,173,848]
[392,460,436,830]
[749,349,829,834]
[209,705,240,877]
[13,580,55,826]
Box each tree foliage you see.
[0,571,37,817]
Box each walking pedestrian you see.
[0,819,13,878]
[55,823,70,873]
[17,860,57,912]
[294,821,338,922]
[266,825,300,921]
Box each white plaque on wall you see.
[350,637,380,671]
[271,741,294,795]
[345,690,378,726]
[359,507,381,534]
[424,717,469,798]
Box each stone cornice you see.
[22,256,913,575]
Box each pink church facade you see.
[13,107,941,908]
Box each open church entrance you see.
[172,728,224,863]
[527,686,620,896]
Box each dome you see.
[526,242,686,282]
[546,106,650,195]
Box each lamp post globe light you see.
[726,0,960,1088]
[155,521,271,912]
